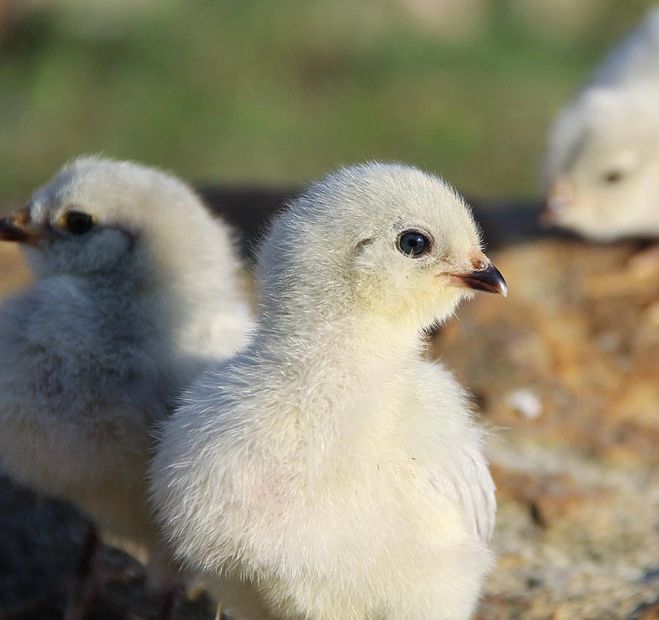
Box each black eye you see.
[65,211,94,235]
[397,230,431,258]
[602,170,624,184]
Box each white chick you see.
[543,7,659,240]
[151,163,506,620]
[0,157,253,597]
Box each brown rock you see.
[491,464,612,528]
[475,593,532,620]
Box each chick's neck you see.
[254,300,428,470]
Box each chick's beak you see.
[542,178,573,226]
[0,209,38,244]
[449,258,508,297]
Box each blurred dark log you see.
[200,185,296,257]
[199,185,577,259]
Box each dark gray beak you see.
[0,218,31,243]
[0,209,39,244]
[451,263,508,297]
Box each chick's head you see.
[258,163,506,330]
[543,86,659,240]
[0,156,224,281]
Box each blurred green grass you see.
[0,0,655,199]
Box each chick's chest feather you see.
[0,275,171,494]
[0,274,174,412]
[157,334,492,578]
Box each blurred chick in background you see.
[0,157,253,616]
[151,163,505,620]
[543,6,659,241]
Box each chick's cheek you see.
[426,287,465,324]
[22,244,43,264]
[73,229,134,273]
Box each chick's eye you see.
[602,170,624,184]
[65,211,94,235]
[397,230,431,258]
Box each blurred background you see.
[1,2,659,619]
[0,0,656,200]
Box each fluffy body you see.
[0,157,253,584]
[543,7,659,240]
[152,163,497,619]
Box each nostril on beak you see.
[468,250,489,272]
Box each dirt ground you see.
[0,230,658,619]
[439,240,659,619]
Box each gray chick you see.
[0,156,253,610]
